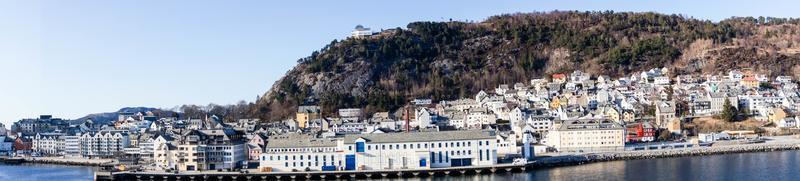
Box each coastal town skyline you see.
[3,0,800,126]
[5,1,800,180]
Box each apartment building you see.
[546,117,625,152]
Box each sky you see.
[1,0,799,126]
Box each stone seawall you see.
[531,143,800,167]
[22,157,113,167]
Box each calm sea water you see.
[2,150,799,181]
[0,163,96,181]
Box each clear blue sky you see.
[1,0,798,126]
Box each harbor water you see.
[3,150,799,181]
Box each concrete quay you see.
[103,163,529,180]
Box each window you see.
[356,142,365,152]
[480,150,483,161]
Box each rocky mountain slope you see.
[253,11,800,120]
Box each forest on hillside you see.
[203,11,800,121]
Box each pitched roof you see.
[343,130,494,144]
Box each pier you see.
[100,163,528,180]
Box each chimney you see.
[405,107,410,133]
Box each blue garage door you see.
[345,154,356,170]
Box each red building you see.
[625,122,655,143]
[13,137,32,154]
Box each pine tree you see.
[720,99,737,122]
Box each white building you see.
[259,133,341,172]
[64,134,80,157]
[351,25,372,38]
[32,133,65,156]
[260,130,498,172]
[414,108,436,128]
[654,76,670,85]
[338,108,363,119]
[0,136,13,155]
[525,116,554,135]
[776,76,793,83]
[78,131,131,158]
[0,123,7,136]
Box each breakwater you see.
[0,157,113,167]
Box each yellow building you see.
[296,106,321,129]
[549,98,561,110]
[768,107,787,124]
[604,107,621,123]
[622,111,635,122]
[740,76,759,89]
[546,117,625,152]
[667,118,682,134]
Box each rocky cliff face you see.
[253,11,800,120]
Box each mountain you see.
[75,107,178,124]
[252,11,800,120]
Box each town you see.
[3,67,800,177]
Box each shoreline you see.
[100,141,800,180]
[531,142,800,168]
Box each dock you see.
[99,163,530,180]
[0,157,25,164]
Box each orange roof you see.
[552,74,566,78]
